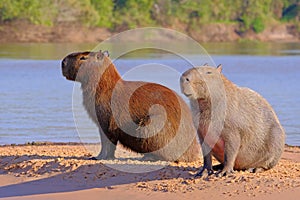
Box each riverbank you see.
[0,21,299,43]
[0,143,299,199]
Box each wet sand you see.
[0,143,299,200]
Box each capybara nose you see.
[62,58,67,69]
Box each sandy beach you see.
[0,143,299,200]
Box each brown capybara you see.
[180,65,285,176]
[61,50,200,162]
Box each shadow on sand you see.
[0,154,199,198]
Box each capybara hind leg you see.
[195,142,213,177]
[217,135,240,177]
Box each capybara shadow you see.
[61,50,200,162]
[180,65,285,176]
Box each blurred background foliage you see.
[0,0,299,33]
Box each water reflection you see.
[0,42,300,60]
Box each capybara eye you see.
[206,71,212,74]
[186,78,190,82]
[80,56,87,60]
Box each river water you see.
[0,42,299,146]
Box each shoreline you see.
[1,141,299,148]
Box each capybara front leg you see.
[217,135,240,177]
[91,131,116,160]
[195,141,213,177]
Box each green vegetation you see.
[0,0,299,33]
[252,17,265,33]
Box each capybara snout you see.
[61,53,77,80]
[61,57,69,78]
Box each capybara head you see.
[180,65,223,100]
[61,50,110,82]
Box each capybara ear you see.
[217,64,222,73]
[103,50,110,57]
[96,50,104,60]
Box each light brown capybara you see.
[180,64,285,176]
[61,50,200,162]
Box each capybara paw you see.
[247,167,265,173]
[212,164,224,171]
[217,169,235,177]
[90,154,115,160]
[194,167,214,178]
[89,157,98,160]
[141,154,159,162]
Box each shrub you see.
[252,17,265,33]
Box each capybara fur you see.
[180,65,285,176]
[61,50,200,162]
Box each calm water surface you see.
[0,43,299,146]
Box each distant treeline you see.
[0,0,299,33]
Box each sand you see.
[0,143,299,200]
